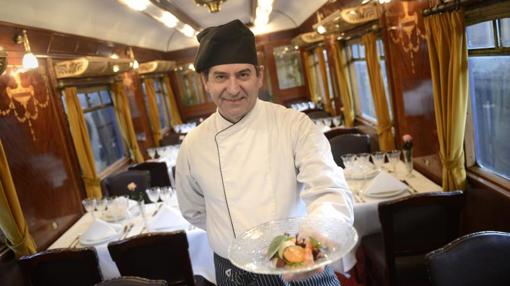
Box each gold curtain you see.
[332,41,355,127]
[111,82,144,163]
[303,51,319,103]
[63,87,102,199]
[143,79,162,146]
[0,140,36,257]
[425,10,468,191]
[162,76,183,127]
[315,47,335,115]
[362,32,395,151]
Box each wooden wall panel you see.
[0,60,84,250]
[381,0,439,156]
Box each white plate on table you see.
[344,168,379,180]
[363,188,407,198]
[79,233,120,246]
[228,216,358,275]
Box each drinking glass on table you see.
[82,198,97,220]
[332,116,342,127]
[147,148,155,159]
[371,152,386,171]
[146,187,160,205]
[388,150,401,173]
[96,197,108,217]
[159,187,172,205]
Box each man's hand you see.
[282,267,324,282]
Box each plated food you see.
[228,216,358,275]
[267,233,328,268]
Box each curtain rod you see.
[422,0,467,17]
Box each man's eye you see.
[215,75,226,81]
[239,72,250,79]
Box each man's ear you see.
[200,73,209,93]
[257,65,264,88]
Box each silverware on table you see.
[152,203,163,217]
[401,179,418,194]
[121,223,134,239]
[69,234,80,248]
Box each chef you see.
[176,19,354,286]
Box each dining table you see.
[48,195,216,284]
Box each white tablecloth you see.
[335,161,442,274]
[49,196,216,284]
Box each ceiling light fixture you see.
[159,11,178,28]
[177,23,196,38]
[121,0,150,11]
[254,0,274,27]
[127,47,139,70]
[15,30,38,70]
[194,0,227,13]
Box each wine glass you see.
[388,150,402,173]
[371,152,386,171]
[146,187,160,205]
[96,197,108,218]
[332,116,342,127]
[147,148,155,159]
[159,187,172,205]
[82,198,97,220]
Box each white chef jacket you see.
[176,99,354,258]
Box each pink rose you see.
[402,134,413,142]
[127,182,137,192]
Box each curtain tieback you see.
[377,125,392,136]
[439,153,464,170]
[82,176,101,186]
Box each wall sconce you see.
[127,47,139,69]
[15,30,39,70]
[194,0,226,13]
[0,46,7,75]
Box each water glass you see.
[159,187,173,204]
[371,152,386,170]
[147,148,155,159]
[82,198,97,220]
[388,150,401,173]
[146,187,160,204]
[96,197,108,216]
[332,116,342,127]
[340,153,356,170]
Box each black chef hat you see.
[194,19,258,73]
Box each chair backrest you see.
[426,231,510,286]
[96,276,168,286]
[323,127,362,141]
[102,170,151,203]
[159,133,181,146]
[19,247,102,286]
[128,162,171,188]
[329,133,371,167]
[305,110,330,119]
[378,191,465,285]
[108,231,195,286]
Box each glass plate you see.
[228,216,358,275]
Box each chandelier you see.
[194,0,226,13]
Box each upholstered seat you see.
[159,133,181,146]
[426,231,510,286]
[305,109,330,119]
[96,276,167,286]
[108,231,195,286]
[361,191,464,286]
[102,170,151,203]
[19,247,102,286]
[128,162,171,188]
[323,127,362,141]
[329,133,371,167]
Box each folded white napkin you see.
[364,170,408,195]
[80,219,121,243]
[149,206,189,231]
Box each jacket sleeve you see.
[175,139,207,230]
[291,113,354,225]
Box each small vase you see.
[402,148,413,177]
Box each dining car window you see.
[346,39,393,123]
[141,78,171,131]
[62,86,126,173]
[466,18,510,180]
[308,49,334,109]
[175,64,211,107]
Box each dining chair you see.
[102,170,151,203]
[18,247,102,286]
[108,231,195,286]
[426,231,510,286]
[305,109,330,119]
[323,127,362,141]
[96,276,168,286]
[128,162,171,188]
[329,133,371,168]
[159,133,181,146]
[360,190,464,286]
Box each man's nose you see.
[226,78,241,95]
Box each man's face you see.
[202,63,263,123]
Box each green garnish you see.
[267,235,288,258]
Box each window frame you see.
[465,17,510,190]
[141,76,172,134]
[345,37,393,124]
[63,85,128,176]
